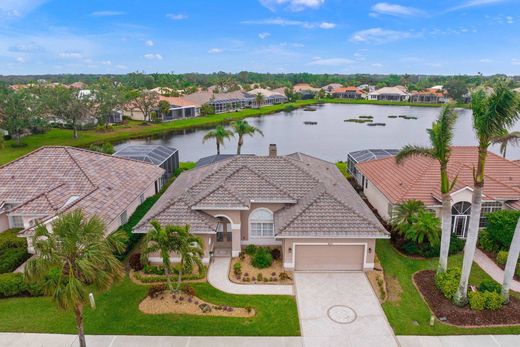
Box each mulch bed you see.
[414,270,520,327]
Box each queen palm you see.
[396,104,458,273]
[453,82,520,306]
[231,120,264,154]
[491,130,520,158]
[255,92,265,108]
[24,210,126,347]
[202,125,234,155]
[141,221,204,291]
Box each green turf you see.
[0,278,300,336]
[377,239,520,335]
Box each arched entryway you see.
[215,216,233,249]
[451,201,471,238]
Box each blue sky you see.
[0,0,519,75]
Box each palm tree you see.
[24,210,126,347]
[501,216,520,303]
[231,120,264,154]
[491,130,520,158]
[396,104,458,273]
[255,92,265,108]
[391,199,425,234]
[141,221,204,292]
[202,125,234,155]
[403,210,441,248]
[453,82,520,306]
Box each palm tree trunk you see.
[216,140,220,155]
[438,192,452,274]
[453,184,483,306]
[73,120,78,139]
[237,135,243,155]
[501,217,520,303]
[176,267,183,292]
[164,264,173,292]
[74,304,86,347]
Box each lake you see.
[114,103,520,162]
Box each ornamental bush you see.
[128,253,144,271]
[0,229,26,249]
[435,268,461,300]
[486,210,520,250]
[479,279,501,294]
[0,247,31,274]
[244,244,257,256]
[468,291,486,310]
[0,273,42,298]
[478,229,500,253]
[251,247,273,269]
[496,250,508,266]
[484,291,504,310]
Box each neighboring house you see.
[410,88,448,103]
[114,145,179,185]
[195,154,238,167]
[0,146,164,253]
[248,88,288,106]
[293,83,320,100]
[369,86,409,101]
[357,84,376,93]
[134,145,389,271]
[69,82,86,89]
[125,95,201,121]
[321,83,343,94]
[332,86,367,99]
[355,146,520,238]
[347,149,400,186]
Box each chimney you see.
[269,144,277,157]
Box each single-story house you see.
[293,83,320,99]
[354,146,520,237]
[332,86,367,99]
[0,146,164,253]
[410,88,448,103]
[159,96,201,120]
[368,86,409,101]
[347,149,400,185]
[114,145,179,185]
[248,88,288,106]
[321,83,343,93]
[134,145,389,271]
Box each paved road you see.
[294,272,398,347]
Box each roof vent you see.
[269,144,277,157]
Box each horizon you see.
[1,0,519,76]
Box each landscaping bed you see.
[414,270,520,327]
[366,255,387,303]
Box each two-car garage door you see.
[294,244,365,271]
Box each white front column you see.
[232,225,241,257]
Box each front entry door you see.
[216,221,232,247]
[452,215,468,238]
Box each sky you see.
[0,0,519,75]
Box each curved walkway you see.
[474,249,520,292]
[208,257,294,295]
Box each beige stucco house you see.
[354,146,520,238]
[134,145,389,271]
[0,146,164,253]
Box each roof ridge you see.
[9,182,66,214]
[277,184,327,232]
[187,156,241,195]
[63,147,97,188]
[281,156,321,185]
[194,181,249,207]
[395,156,435,202]
[237,164,296,200]
[66,146,162,168]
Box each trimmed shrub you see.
[251,247,273,269]
[484,291,504,310]
[244,244,257,256]
[0,247,31,273]
[257,273,263,281]
[479,279,501,294]
[448,233,465,255]
[0,229,25,249]
[233,262,242,275]
[181,283,196,297]
[148,284,166,298]
[486,210,520,250]
[0,273,42,298]
[271,248,281,260]
[496,250,508,266]
[468,291,486,310]
[478,229,500,253]
[128,253,144,271]
[435,268,461,300]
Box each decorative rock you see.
[199,303,212,313]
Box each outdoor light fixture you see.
[368,247,372,253]
[288,247,292,254]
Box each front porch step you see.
[213,248,232,257]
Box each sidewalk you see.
[474,249,520,292]
[398,335,520,347]
[207,257,294,295]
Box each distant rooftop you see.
[348,149,400,164]
[114,145,178,165]
[196,154,238,167]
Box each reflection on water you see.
[114,104,520,162]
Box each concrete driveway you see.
[294,272,398,347]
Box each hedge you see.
[0,248,31,273]
[486,210,520,250]
[0,228,26,249]
[0,273,43,298]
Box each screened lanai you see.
[347,149,400,185]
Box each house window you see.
[479,202,502,228]
[249,208,274,238]
[120,210,128,225]
[139,193,145,204]
[10,215,24,228]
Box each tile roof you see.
[356,146,520,206]
[332,86,366,94]
[370,86,409,96]
[0,146,164,235]
[135,152,388,238]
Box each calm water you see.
[114,104,520,162]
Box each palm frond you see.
[395,145,434,165]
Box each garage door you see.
[295,244,364,271]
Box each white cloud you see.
[8,42,43,52]
[450,0,505,11]
[259,0,325,12]
[16,57,26,63]
[479,58,493,63]
[145,40,154,47]
[0,0,47,19]
[372,63,383,67]
[144,53,163,60]
[208,48,223,54]
[350,28,417,44]
[115,64,128,69]
[100,60,112,65]
[370,3,425,17]
[91,11,125,17]
[258,32,271,39]
[59,51,83,59]
[309,58,354,66]
[512,58,520,66]
[319,22,336,29]
[166,13,187,20]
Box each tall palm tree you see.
[25,210,126,347]
[202,125,234,155]
[231,120,264,154]
[491,130,520,158]
[255,92,265,108]
[501,216,520,303]
[141,221,204,291]
[453,82,520,306]
[396,104,458,273]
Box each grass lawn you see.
[0,277,300,336]
[377,239,520,335]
